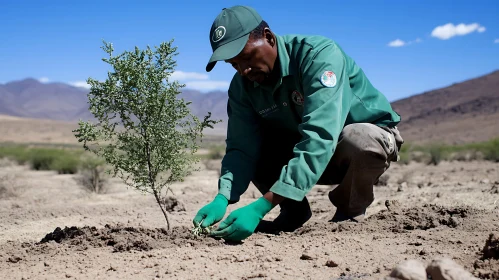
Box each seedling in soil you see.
[191,225,215,236]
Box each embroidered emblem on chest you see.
[291,90,304,106]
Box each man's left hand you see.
[210,197,274,241]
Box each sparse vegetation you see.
[72,40,220,230]
[206,144,225,160]
[77,155,109,194]
[396,137,499,165]
[0,173,23,199]
[0,145,82,174]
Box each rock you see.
[235,255,250,262]
[300,253,315,260]
[385,200,401,212]
[325,260,339,267]
[448,217,459,228]
[7,256,22,263]
[480,179,490,184]
[426,258,479,280]
[389,259,427,280]
[163,196,186,212]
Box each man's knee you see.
[339,123,396,161]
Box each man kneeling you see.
[192,5,404,242]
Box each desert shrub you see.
[0,145,83,174]
[207,144,225,160]
[50,154,81,174]
[397,143,412,165]
[77,155,109,194]
[480,138,499,162]
[0,145,31,164]
[427,143,445,165]
[0,173,23,199]
[29,148,81,174]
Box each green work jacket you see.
[218,33,401,203]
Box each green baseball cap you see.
[205,5,262,72]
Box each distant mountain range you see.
[0,78,229,123]
[1,70,498,144]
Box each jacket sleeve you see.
[217,82,262,203]
[269,43,353,201]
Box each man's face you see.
[225,28,277,84]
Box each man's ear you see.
[264,28,275,47]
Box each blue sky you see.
[0,0,498,101]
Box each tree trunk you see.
[153,191,170,230]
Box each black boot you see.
[255,197,312,234]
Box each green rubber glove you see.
[193,194,229,228]
[210,197,274,241]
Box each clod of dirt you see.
[7,256,22,263]
[473,233,499,279]
[385,200,401,212]
[389,259,427,280]
[482,232,499,259]
[300,252,315,260]
[36,224,223,253]
[473,259,499,279]
[426,258,479,280]
[480,179,490,184]
[488,185,498,194]
[325,260,339,267]
[163,196,186,212]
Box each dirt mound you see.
[334,203,481,233]
[18,224,223,254]
[293,203,484,236]
[473,233,499,279]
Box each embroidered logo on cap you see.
[320,71,337,87]
[212,26,226,42]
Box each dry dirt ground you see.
[0,158,498,280]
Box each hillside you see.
[0,70,498,145]
[390,70,499,144]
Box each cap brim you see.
[206,33,250,72]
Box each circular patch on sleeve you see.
[320,71,337,87]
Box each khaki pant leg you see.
[322,123,404,217]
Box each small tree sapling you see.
[73,40,220,230]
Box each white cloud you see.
[388,39,406,47]
[494,39,499,43]
[388,38,422,47]
[38,77,50,83]
[166,70,229,92]
[185,80,229,92]
[431,23,486,40]
[70,81,91,89]
[170,71,208,81]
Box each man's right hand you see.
[193,194,229,228]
